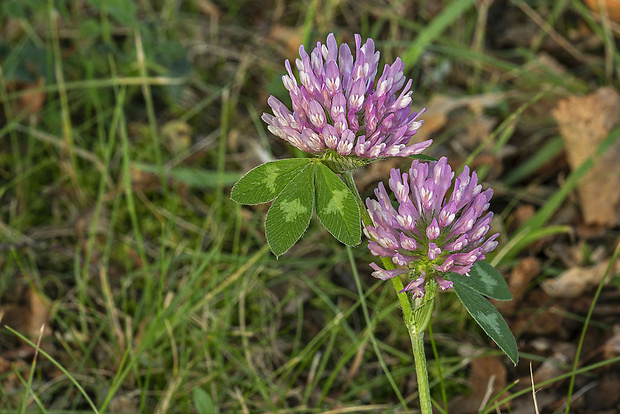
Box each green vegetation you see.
[1,0,618,412]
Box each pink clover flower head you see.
[262,33,431,164]
[364,157,499,297]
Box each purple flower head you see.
[364,157,499,298]
[262,33,431,169]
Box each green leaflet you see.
[314,163,361,247]
[265,164,315,257]
[230,158,312,205]
[193,388,216,414]
[408,153,438,162]
[134,162,241,188]
[447,261,512,301]
[453,282,519,365]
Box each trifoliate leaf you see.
[453,282,519,365]
[231,158,312,205]
[314,163,361,246]
[447,261,512,301]
[265,164,315,257]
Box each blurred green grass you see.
[1,0,619,412]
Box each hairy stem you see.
[340,171,412,316]
[341,170,433,413]
[410,328,432,414]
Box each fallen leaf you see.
[584,371,620,410]
[109,395,138,413]
[583,0,620,22]
[514,53,581,134]
[412,93,505,143]
[5,77,46,118]
[462,115,497,148]
[449,356,510,414]
[509,204,535,231]
[532,343,573,384]
[514,307,567,336]
[24,289,51,337]
[162,120,192,154]
[512,290,567,336]
[1,288,51,338]
[510,387,556,414]
[541,259,619,298]
[495,257,540,313]
[130,164,160,192]
[552,87,620,226]
[576,222,609,238]
[195,0,220,17]
[0,287,52,367]
[268,26,305,58]
[603,324,620,359]
[0,356,11,375]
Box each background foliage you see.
[1,0,620,412]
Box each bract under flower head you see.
[364,157,499,298]
[262,33,431,166]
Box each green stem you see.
[410,328,432,413]
[341,170,433,413]
[341,171,412,317]
[428,323,449,412]
[408,293,435,414]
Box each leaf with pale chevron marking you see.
[447,261,512,301]
[314,163,361,246]
[265,164,315,257]
[231,158,312,205]
[453,282,519,365]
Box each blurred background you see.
[1,0,620,412]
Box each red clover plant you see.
[262,33,431,163]
[365,157,499,296]
[231,33,517,414]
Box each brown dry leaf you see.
[462,115,497,148]
[509,257,541,298]
[512,289,567,336]
[541,259,619,298]
[1,288,51,337]
[532,343,573,383]
[449,356,510,414]
[495,257,540,313]
[514,307,567,336]
[552,87,620,226]
[584,371,620,410]
[527,52,568,76]
[130,164,159,192]
[603,324,620,359]
[413,93,505,143]
[583,0,620,22]
[512,53,574,134]
[0,356,11,375]
[268,26,305,58]
[24,289,51,337]
[5,78,46,118]
[510,386,556,414]
[109,395,138,413]
[162,120,192,154]
[195,0,220,17]
[508,204,535,232]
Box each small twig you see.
[478,374,496,412]
[22,324,46,410]
[530,362,540,414]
